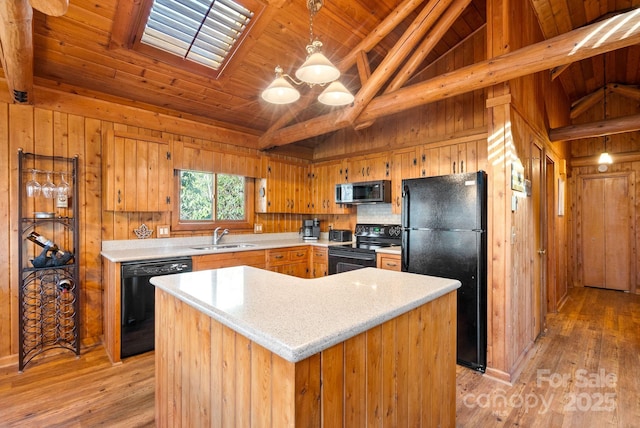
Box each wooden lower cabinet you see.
[311,247,328,278]
[102,258,121,364]
[377,252,402,271]
[266,246,310,278]
[155,288,457,427]
[192,250,266,271]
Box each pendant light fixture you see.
[261,0,354,106]
[598,53,613,172]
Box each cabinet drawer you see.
[267,246,308,266]
[266,249,289,266]
[377,254,401,271]
[289,248,309,262]
[312,247,327,259]
[193,250,266,271]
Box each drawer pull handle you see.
[386,262,397,267]
[275,255,284,259]
[296,253,305,257]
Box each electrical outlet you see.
[328,223,334,230]
[254,223,263,233]
[157,224,170,238]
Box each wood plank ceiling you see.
[0,0,639,152]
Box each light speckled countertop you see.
[150,266,459,363]
[101,233,352,262]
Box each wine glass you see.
[25,170,41,197]
[57,173,70,198]
[41,172,56,199]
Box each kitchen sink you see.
[190,243,257,250]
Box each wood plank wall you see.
[0,101,309,364]
[313,29,488,161]
[483,0,572,382]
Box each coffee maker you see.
[301,218,321,240]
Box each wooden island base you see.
[155,288,457,427]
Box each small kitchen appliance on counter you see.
[329,229,352,242]
[301,218,321,240]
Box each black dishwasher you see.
[121,257,192,358]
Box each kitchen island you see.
[151,266,460,427]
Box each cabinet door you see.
[348,154,390,181]
[266,247,310,278]
[104,132,172,212]
[311,247,328,278]
[391,149,417,214]
[313,162,331,214]
[327,161,352,214]
[452,141,479,174]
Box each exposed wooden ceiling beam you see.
[385,0,471,94]
[570,87,604,119]
[609,83,640,101]
[261,7,640,148]
[550,63,571,81]
[29,0,68,17]
[570,83,640,119]
[549,113,640,142]
[0,0,33,103]
[0,0,70,104]
[353,0,471,132]
[335,0,454,128]
[356,50,371,85]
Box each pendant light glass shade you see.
[261,76,301,104]
[598,152,613,165]
[295,51,340,85]
[318,80,354,106]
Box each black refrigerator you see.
[401,171,487,372]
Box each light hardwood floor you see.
[1,286,638,427]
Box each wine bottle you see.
[27,231,68,257]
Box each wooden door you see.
[531,143,543,339]
[580,173,634,291]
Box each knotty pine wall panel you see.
[0,101,312,364]
[313,29,488,162]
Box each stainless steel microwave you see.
[335,180,392,204]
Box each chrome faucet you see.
[213,227,229,245]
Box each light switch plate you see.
[254,223,263,233]
[157,224,171,238]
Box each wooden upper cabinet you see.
[416,139,484,178]
[103,131,172,212]
[391,148,417,214]
[311,160,351,215]
[256,158,310,214]
[348,153,391,182]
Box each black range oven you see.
[328,224,401,275]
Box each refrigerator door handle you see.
[401,184,409,228]
[401,184,409,271]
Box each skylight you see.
[140,0,254,71]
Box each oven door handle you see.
[329,251,376,261]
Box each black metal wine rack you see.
[18,150,80,371]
